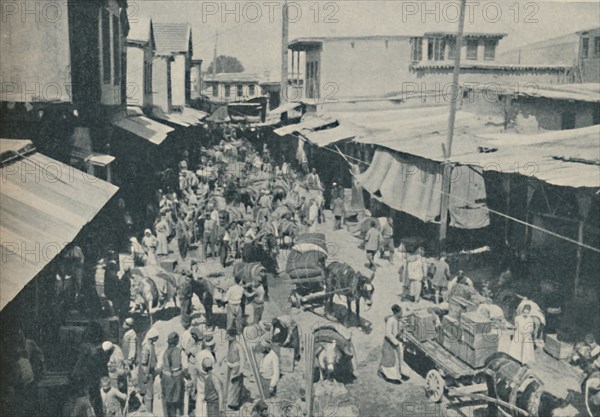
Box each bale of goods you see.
[287,268,324,280]
[286,251,325,272]
[296,233,327,251]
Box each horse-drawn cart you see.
[404,332,546,417]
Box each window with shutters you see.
[466,39,478,60]
[484,39,497,60]
[411,37,423,62]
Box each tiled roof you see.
[153,22,191,55]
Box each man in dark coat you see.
[178,272,194,323]
[160,333,188,417]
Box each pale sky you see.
[132,1,600,77]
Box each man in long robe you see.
[378,304,408,384]
[223,328,248,410]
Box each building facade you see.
[202,73,263,103]
[153,23,193,110]
[288,32,578,102]
[126,17,154,108]
[578,27,600,83]
[0,0,129,179]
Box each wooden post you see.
[438,162,452,250]
[241,335,265,401]
[574,192,592,293]
[504,175,512,243]
[439,0,467,247]
[281,0,289,104]
[524,182,536,247]
[305,332,315,417]
[574,220,585,293]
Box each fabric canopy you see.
[357,150,442,222]
[0,139,119,310]
[448,165,490,229]
[357,149,490,228]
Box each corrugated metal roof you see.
[464,82,600,103]
[182,107,208,123]
[153,23,191,55]
[301,125,357,147]
[0,139,119,310]
[274,114,337,136]
[346,106,599,188]
[412,62,572,71]
[113,114,175,145]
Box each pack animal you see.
[325,262,374,325]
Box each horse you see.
[313,326,357,383]
[130,268,179,324]
[325,262,374,325]
[131,276,159,325]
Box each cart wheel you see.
[425,370,445,403]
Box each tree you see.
[206,55,245,74]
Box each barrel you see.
[233,262,265,283]
[484,353,544,417]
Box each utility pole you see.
[212,31,218,77]
[281,0,289,104]
[439,0,467,249]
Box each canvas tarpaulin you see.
[448,165,490,229]
[357,150,490,228]
[357,150,442,222]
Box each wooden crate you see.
[544,334,573,360]
[448,296,477,320]
[461,311,494,334]
[441,315,463,356]
[461,325,500,349]
[458,340,497,368]
[409,311,438,342]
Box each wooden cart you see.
[404,333,545,417]
[404,332,480,403]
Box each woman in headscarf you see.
[507,303,536,364]
[155,213,170,256]
[141,230,158,266]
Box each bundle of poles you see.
[304,331,315,417]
